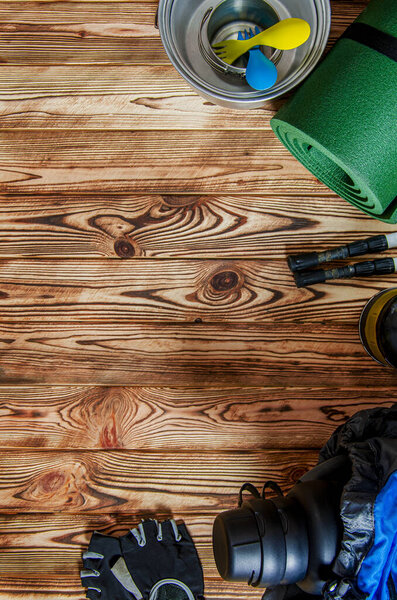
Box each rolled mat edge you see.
[271,0,397,223]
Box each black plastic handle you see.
[288,235,388,273]
[294,257,395,288]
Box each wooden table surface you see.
[0,0,395,598]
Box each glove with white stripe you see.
[81,519,204,600]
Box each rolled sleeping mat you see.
[270,0,397,223]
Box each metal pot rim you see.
[158,0,331,108]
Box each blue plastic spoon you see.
[240,27,278,91]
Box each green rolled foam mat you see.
[271,0,397,222]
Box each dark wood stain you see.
[210,271,240,292]
[114,238,136,258]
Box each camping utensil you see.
[241,27,278,90]
[157,0,330,109]
[212,17,311,65]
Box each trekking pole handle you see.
[288,233,397,273]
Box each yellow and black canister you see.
[359,289,397,368]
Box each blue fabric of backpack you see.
[320,404,397,600]
[356,471,397,599]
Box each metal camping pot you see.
[157,0,331,109]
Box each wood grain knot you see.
[210,271,240,292]
[186,266,245,311]
[21,469,67,502]
[321,406,348,422]
[114,238,135,258]
[39,471,66,493]
[288,465,310,483]
[161,195,199,207]
[100,413,121,449]
[17,463,88,508]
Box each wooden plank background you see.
[0,1,395,599]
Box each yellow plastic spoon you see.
[212,18,311,65]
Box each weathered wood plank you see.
[0,195,393,259]
[0,449,316,512]
[0,512,259,598]
[0,1,369,131]
[0,130,339,194]
[0,580,258,600]
[0,2,159,24]
[0,588,265,600]
[0,0,161,70]
[0,2,368,65]
[0,385,393,450]
[0,66,281,130]
[0,66,191,101]
[0,36,165,66]
[0,1,367,25]
[0,258,396,323]
[0,322,394,386]
[0,589,256,600]
[0,2,158,24]
[0,512,286,600]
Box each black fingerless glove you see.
[81,519,204,600]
